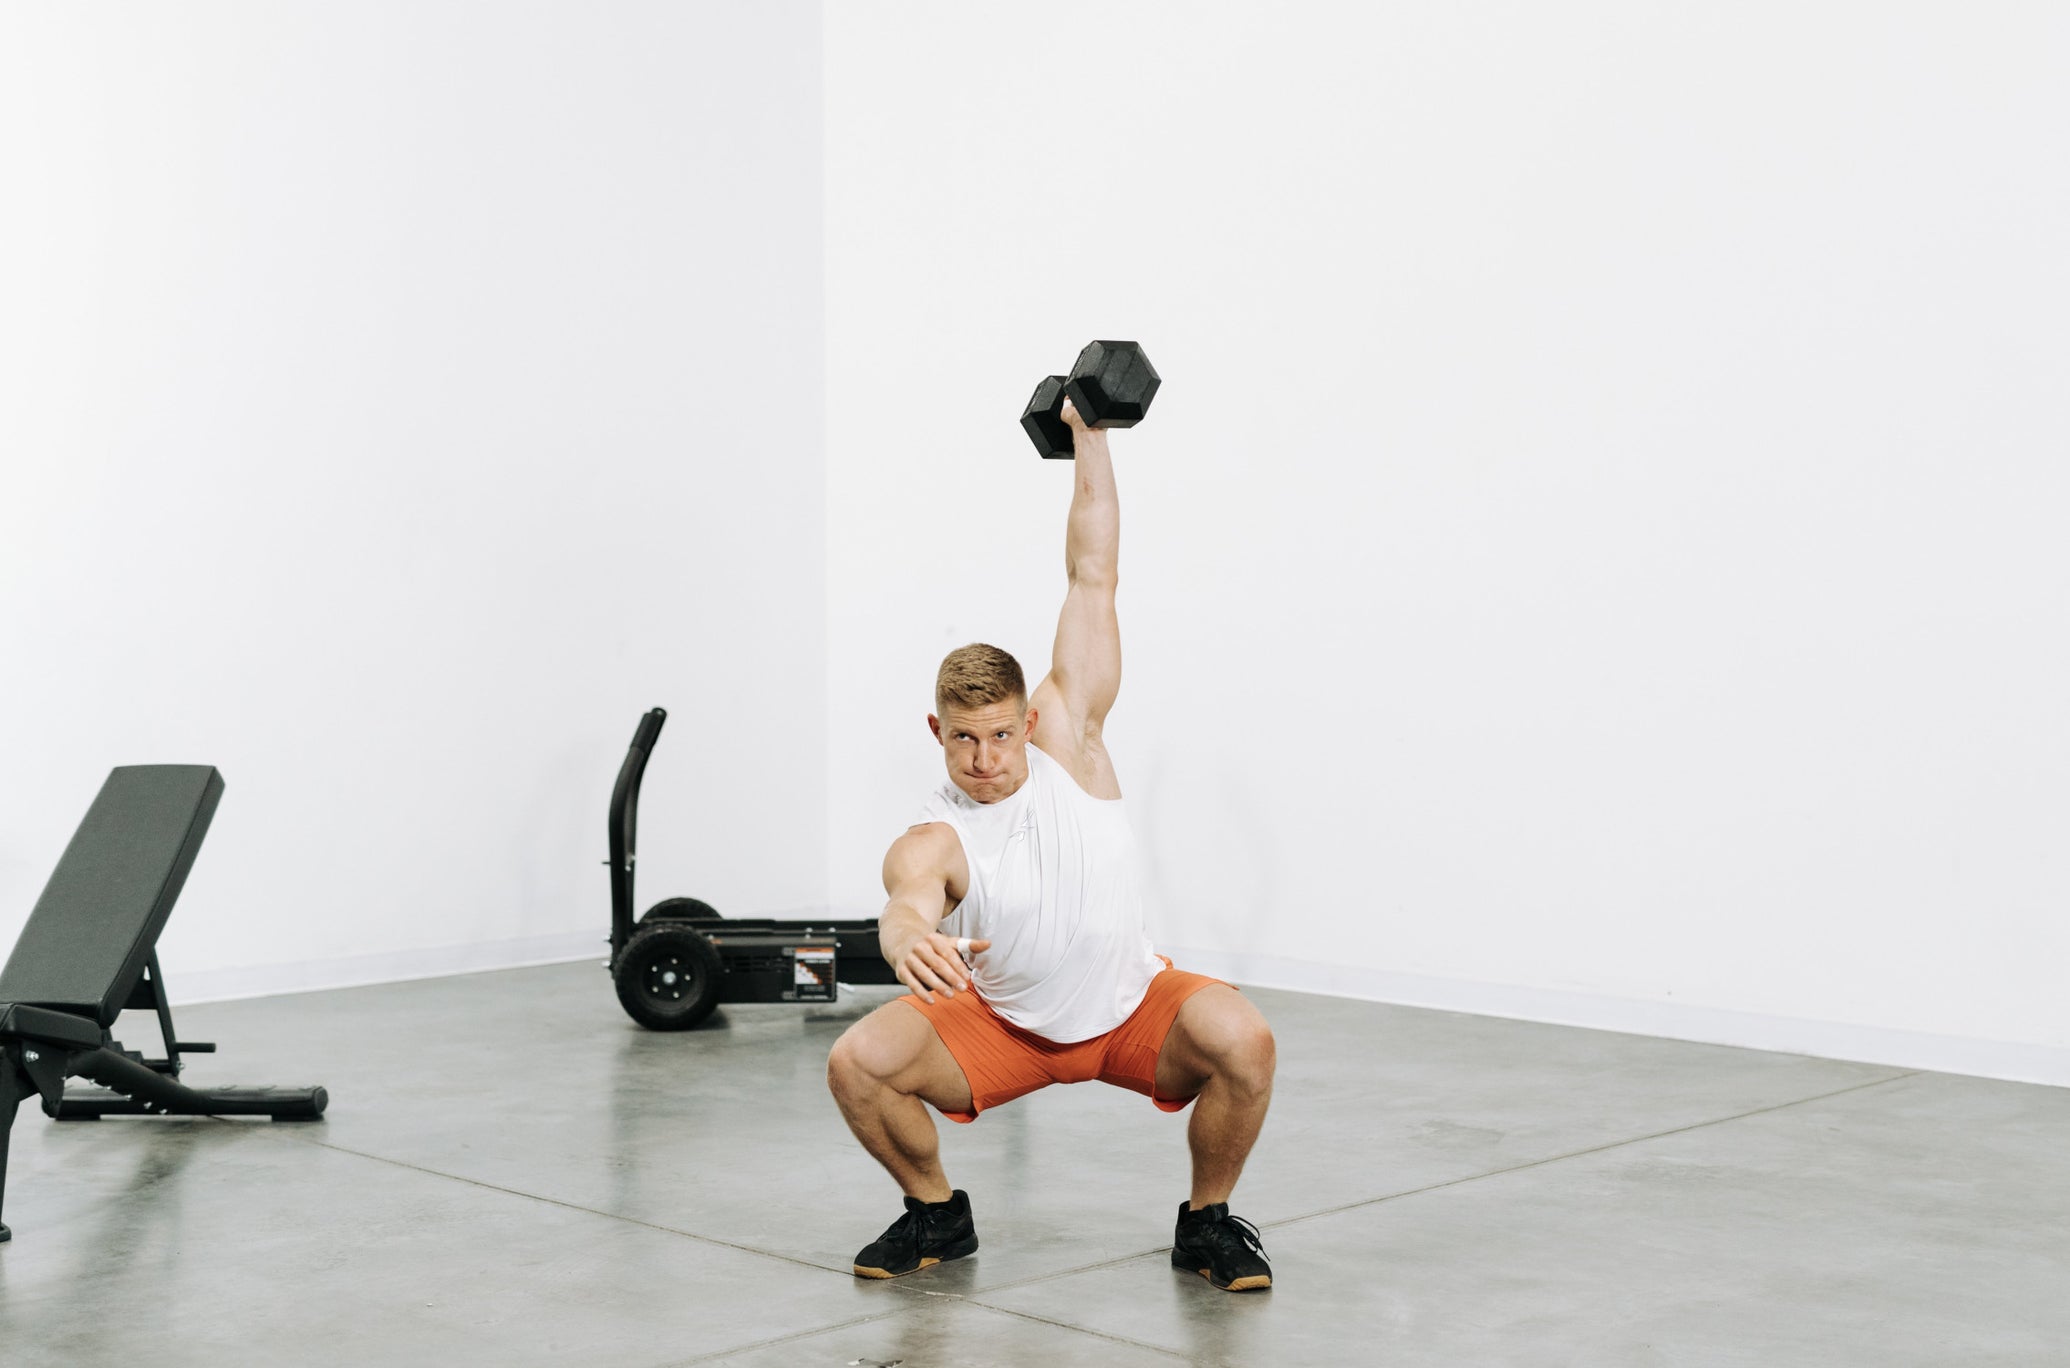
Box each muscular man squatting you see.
[825,398,1279,1293]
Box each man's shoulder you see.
[883,819,963,886]
[1028,740,1122,802]
[890,820,962,861]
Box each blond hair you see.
[935,642,1027,714]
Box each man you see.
[826,398,1278,1293]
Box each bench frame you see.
[0,766,328,1244]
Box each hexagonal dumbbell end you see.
[1063,340,1160,428]
[1020,375,1075,459]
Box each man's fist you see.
[894,931,994,1004]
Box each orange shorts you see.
[900,957,1228,1124]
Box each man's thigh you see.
[891,989,1081,1120]
[1152,984,1272,1099]
[839,998,977,1116]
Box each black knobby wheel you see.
[614,924,724,1030]
[640,896,723,925]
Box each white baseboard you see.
[168,931,606,1004]
[1162,945,2070,1091]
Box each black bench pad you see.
[0,1003,103,1052]
[0,766,223,1026]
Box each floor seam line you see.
[964,1070,1925,1296]
[657,1306,921,1367]
[1262,1069,1927,1233]
[283,1132,859,1280]
[966,1246,1174,1297]
[935,1298,1198,1362]
[659,1297,1196,1366]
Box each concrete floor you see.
[1,962,2065,1367]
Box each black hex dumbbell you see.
[1019,340,1161,460]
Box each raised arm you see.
[1030,403,1122,762]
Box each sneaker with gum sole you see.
[1172,1200,1273,1291]
[852,1189,978,1279]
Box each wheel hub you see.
[644,955,691,1001]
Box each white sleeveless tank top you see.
[912,744,1163,1043]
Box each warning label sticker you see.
[787,946,837,1001]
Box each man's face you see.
[929,698,1035,804]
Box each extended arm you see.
[878,826,990,1004]
[1030,405,1122,742]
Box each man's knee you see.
[1221,1018,1275,1098]
[827,1021,892,1098]
[828,1003,934,1100]
[1191,993,1276,1097]
[826,1029,868,1098]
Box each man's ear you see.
[1024,706,1038,736]
[927,713,943,743]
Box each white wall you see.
[0,2,827,995]
[6,3,2063,1088]
[824,5,2070,1081]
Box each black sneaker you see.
[852,1190,979,1279]
[1172,1201,1273,1291]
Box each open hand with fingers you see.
[890,931,992,1004]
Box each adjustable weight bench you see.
[0,765,327,1243]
